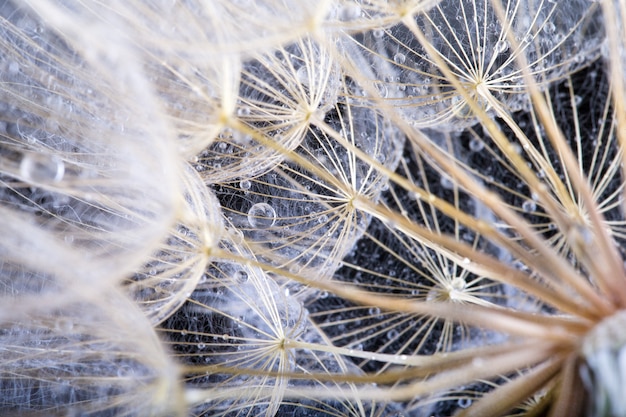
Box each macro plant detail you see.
[2,0,626,417]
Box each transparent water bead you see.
[239,179,251,190]
[340,3,361,21]
[393,52,406,64]
[247,203,276,229]
[522,199,537,213]
[469,138,484,152]
[494,39,509,54]
[19,153,65,183]
[458,397,472,409]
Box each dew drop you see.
[340,4,361,21]
[237,106,251,117]
[522,199,536,213]
[233,270,249,283]
[54,318,74,332]
[247,203,276,229]
[495,40,509,53]
[239,179,251,190]
[469,137,484,152]
[20,153,65,183]
[387,329,399,340]
[440,176,454,189]
[117,365,134,378]
[296,66,309,86]
[543,21,556,34]
[458,397,472,409]
[7,61,19,74]
[393,52,406,65]
[368,307,381,316]
[373,28,384,38]
[451,277,466,291]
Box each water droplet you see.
[451,277,466,291]
[495,40,509,53]
[20,153,65,183]
[440,176,454,189]
[522,199,536,213]
[117,365,134,378]
[247,203,276,229]
[55,318,73,332]
[472,357,485,367]
[368,307,381,316]
[233,270,249,283]
[543,21,556,34]
[373,28,384,39]
[469,137,484,152]
[458,397,472,409]
[296,66,309,86]
[239,179,251,190]
[7,61,19,74]
[340,4,361,21]
[393,52,406,65]
[237,106,251,117]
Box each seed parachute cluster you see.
[2,0,626,417]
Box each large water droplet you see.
[20,153,65,183]
[247,203,276,229]
[495,40,509,54]
[340,4,361,21]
